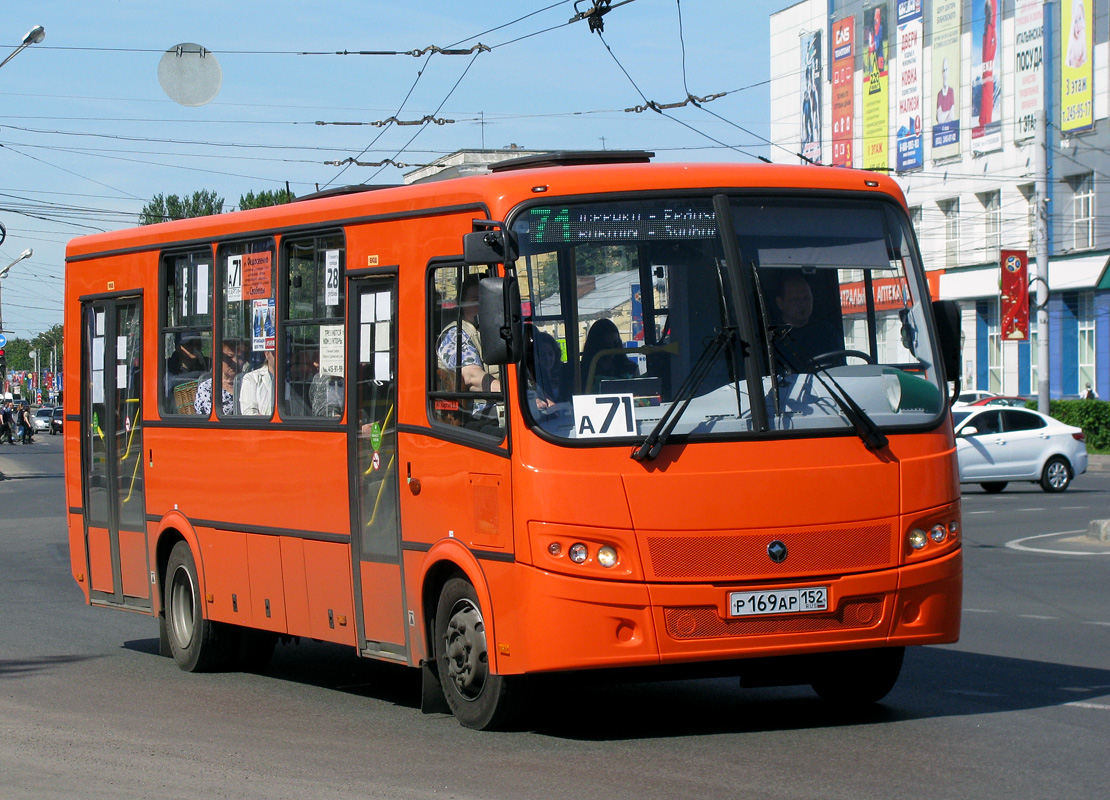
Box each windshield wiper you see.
[631,326,739,462]
[775,335,889,451]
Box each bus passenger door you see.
[80,297,149,608]
[348,277,408,661]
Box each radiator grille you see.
[664,598,884,640]
[646,525,892,580]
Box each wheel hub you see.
[443,600,488,700]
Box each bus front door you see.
[348,277,408,662]
[80,297,149,608]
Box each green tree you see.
[139,190,225,225]
[32,323,63,374]
[238,188,296,210]
[4,337,32,372]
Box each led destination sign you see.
[527,205,718,243]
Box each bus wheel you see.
[810,646,904,705]
[164,541,232,672]
[434,578,516,730]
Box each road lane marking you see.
[1020,508,1046,512]
[1066,702,1110,710]
[1006,530,1110,555]
[967,510,994,515]
[964,608,998,613]
[1083,621,1110,627]
[1018,614,1058,620]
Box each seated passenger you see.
[529,330,570,410]
[239,350,275,415]
[581,319,637,393]
[436,274,500,396]
[195,339,246,416]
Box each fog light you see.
[597,545,618,568]
[569,543,588,564]
[909,529,928,550]
[548,542,562,557]
[929,523,947,543]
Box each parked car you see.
[50,406,64,434]
[953,407,1088,493]
[953,390,998,407]
[32,407,53,433]
[967,395,1031,407]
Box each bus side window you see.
[281,233,345,419]
[160,250,213,416]
[427,265,505,437]
[217,238,277,418]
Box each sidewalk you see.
[0,438,63,481]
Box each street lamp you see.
[0,25,46,70]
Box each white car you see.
[953,390,998,407]
[953,407,1088,493]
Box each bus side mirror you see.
[479,277,524,365]
[463,229,518,266]
[932,299,961,383]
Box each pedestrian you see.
[0,400,13,444]
[1081,383,1098,400]
[20,401,34,444]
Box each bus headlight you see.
[929,524,947,543]
[568,543,588,564]
[597,545,618,568]
[908,528,928,550]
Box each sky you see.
[0,0,786,339]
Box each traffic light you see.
[0,348,5,373]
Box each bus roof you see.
[66,162,907,261]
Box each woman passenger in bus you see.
[527,329,570,411]
[436,275,500,396]
[580,318,637,393]
[195,339,245,416]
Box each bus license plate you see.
[728,587,828,617]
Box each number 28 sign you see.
[572,394,636,438]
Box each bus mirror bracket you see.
[479,277,524,365]
[932,299,962,393]
[463,220,518,267]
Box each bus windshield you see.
[513,194,945,444]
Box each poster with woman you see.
[971,0,1002,151]
[800,31,822,164]
[862,3,888,171]
[1061,0,1093,132]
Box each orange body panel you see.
[64,161,959,681]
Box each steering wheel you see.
[811,349,875,368]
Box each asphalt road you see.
[1,436,1108,799]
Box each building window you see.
[979,190,1001,256]
[1079,291,1096,394]
[1018,184,1036,250]
[987,300,1002,393]
[940,198,960,266]
[1070,173,1094,249]
[909,206,922,234]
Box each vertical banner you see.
[1061,0,1093,132]
[1014,0,1044,142]
[895,0,923,172]
[971,0,1002,151]
[801,31,823,164]
[931,0,961,158]
[832,18,854,167]
[863,3,889,170]
[1000,250,1029,341]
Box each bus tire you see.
[164,540,233,672]
[810,646,904,705]
[434,577,517,730]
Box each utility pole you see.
[1033,109,1050,413]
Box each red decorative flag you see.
[1000,249,1029,340]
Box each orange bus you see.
[64,152,963,729]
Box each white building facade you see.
[770,0,1110,399]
